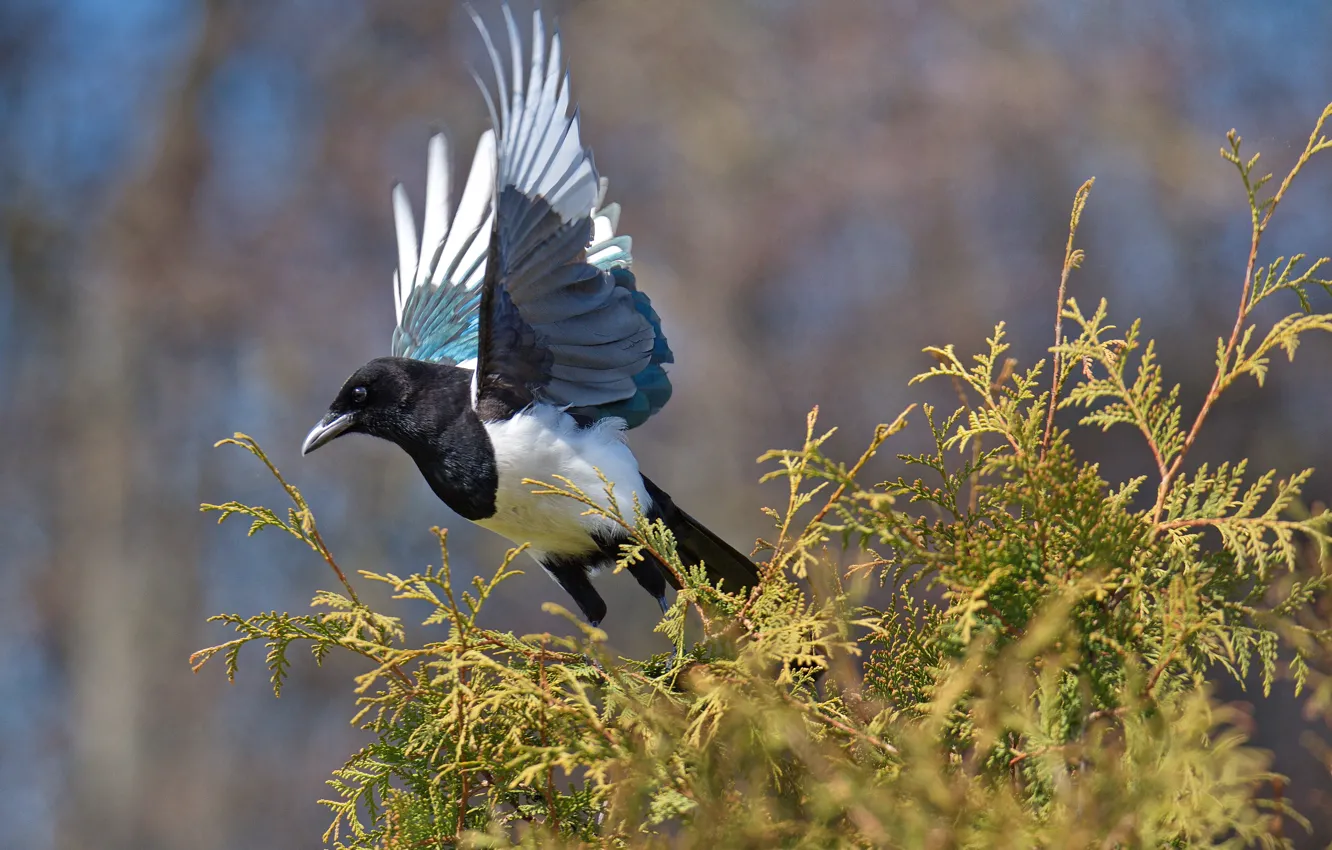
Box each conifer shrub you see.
[198,106,1332,848]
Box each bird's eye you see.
[352,386,368,405]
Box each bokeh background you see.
[3,0,1332,846]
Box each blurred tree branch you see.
[57,2,239,848]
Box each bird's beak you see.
[301,412,354,455]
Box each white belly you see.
[475,405,651,561]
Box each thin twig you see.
[456,770,469,839]
[306,523,360,606]
[770,408,822,565]
[1042,178,1094,460]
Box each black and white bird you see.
[301,6,759,627]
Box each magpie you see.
[301,6,759,627]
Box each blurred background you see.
[3,0,1331,846]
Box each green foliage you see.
[198,107,1332,847]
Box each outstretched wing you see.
[470,6,672,425]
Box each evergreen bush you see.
[197,105,1332,848]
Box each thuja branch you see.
[1043,177,1094,460]
[1151,103,1332,526]
[808,407,915,529]
[740,405,913,624]
[204,433,361,605]
[763,407,832,566]
[200,435,421,688]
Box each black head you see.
[301,356,470,455]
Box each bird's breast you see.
[475,405,651,561]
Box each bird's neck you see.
[404,405,498,521]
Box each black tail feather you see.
[642,476,760,594]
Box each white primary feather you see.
[392,9,634,348]
[476,404,651,561]
[391,185,418,322]
[415,134,450,288]
[480,6,597,225]
[431,131,497,291]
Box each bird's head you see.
[301,356,466,455]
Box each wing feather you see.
[415,135,449,288]
[391,186,418,321]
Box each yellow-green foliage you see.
[197,106,1332,848]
